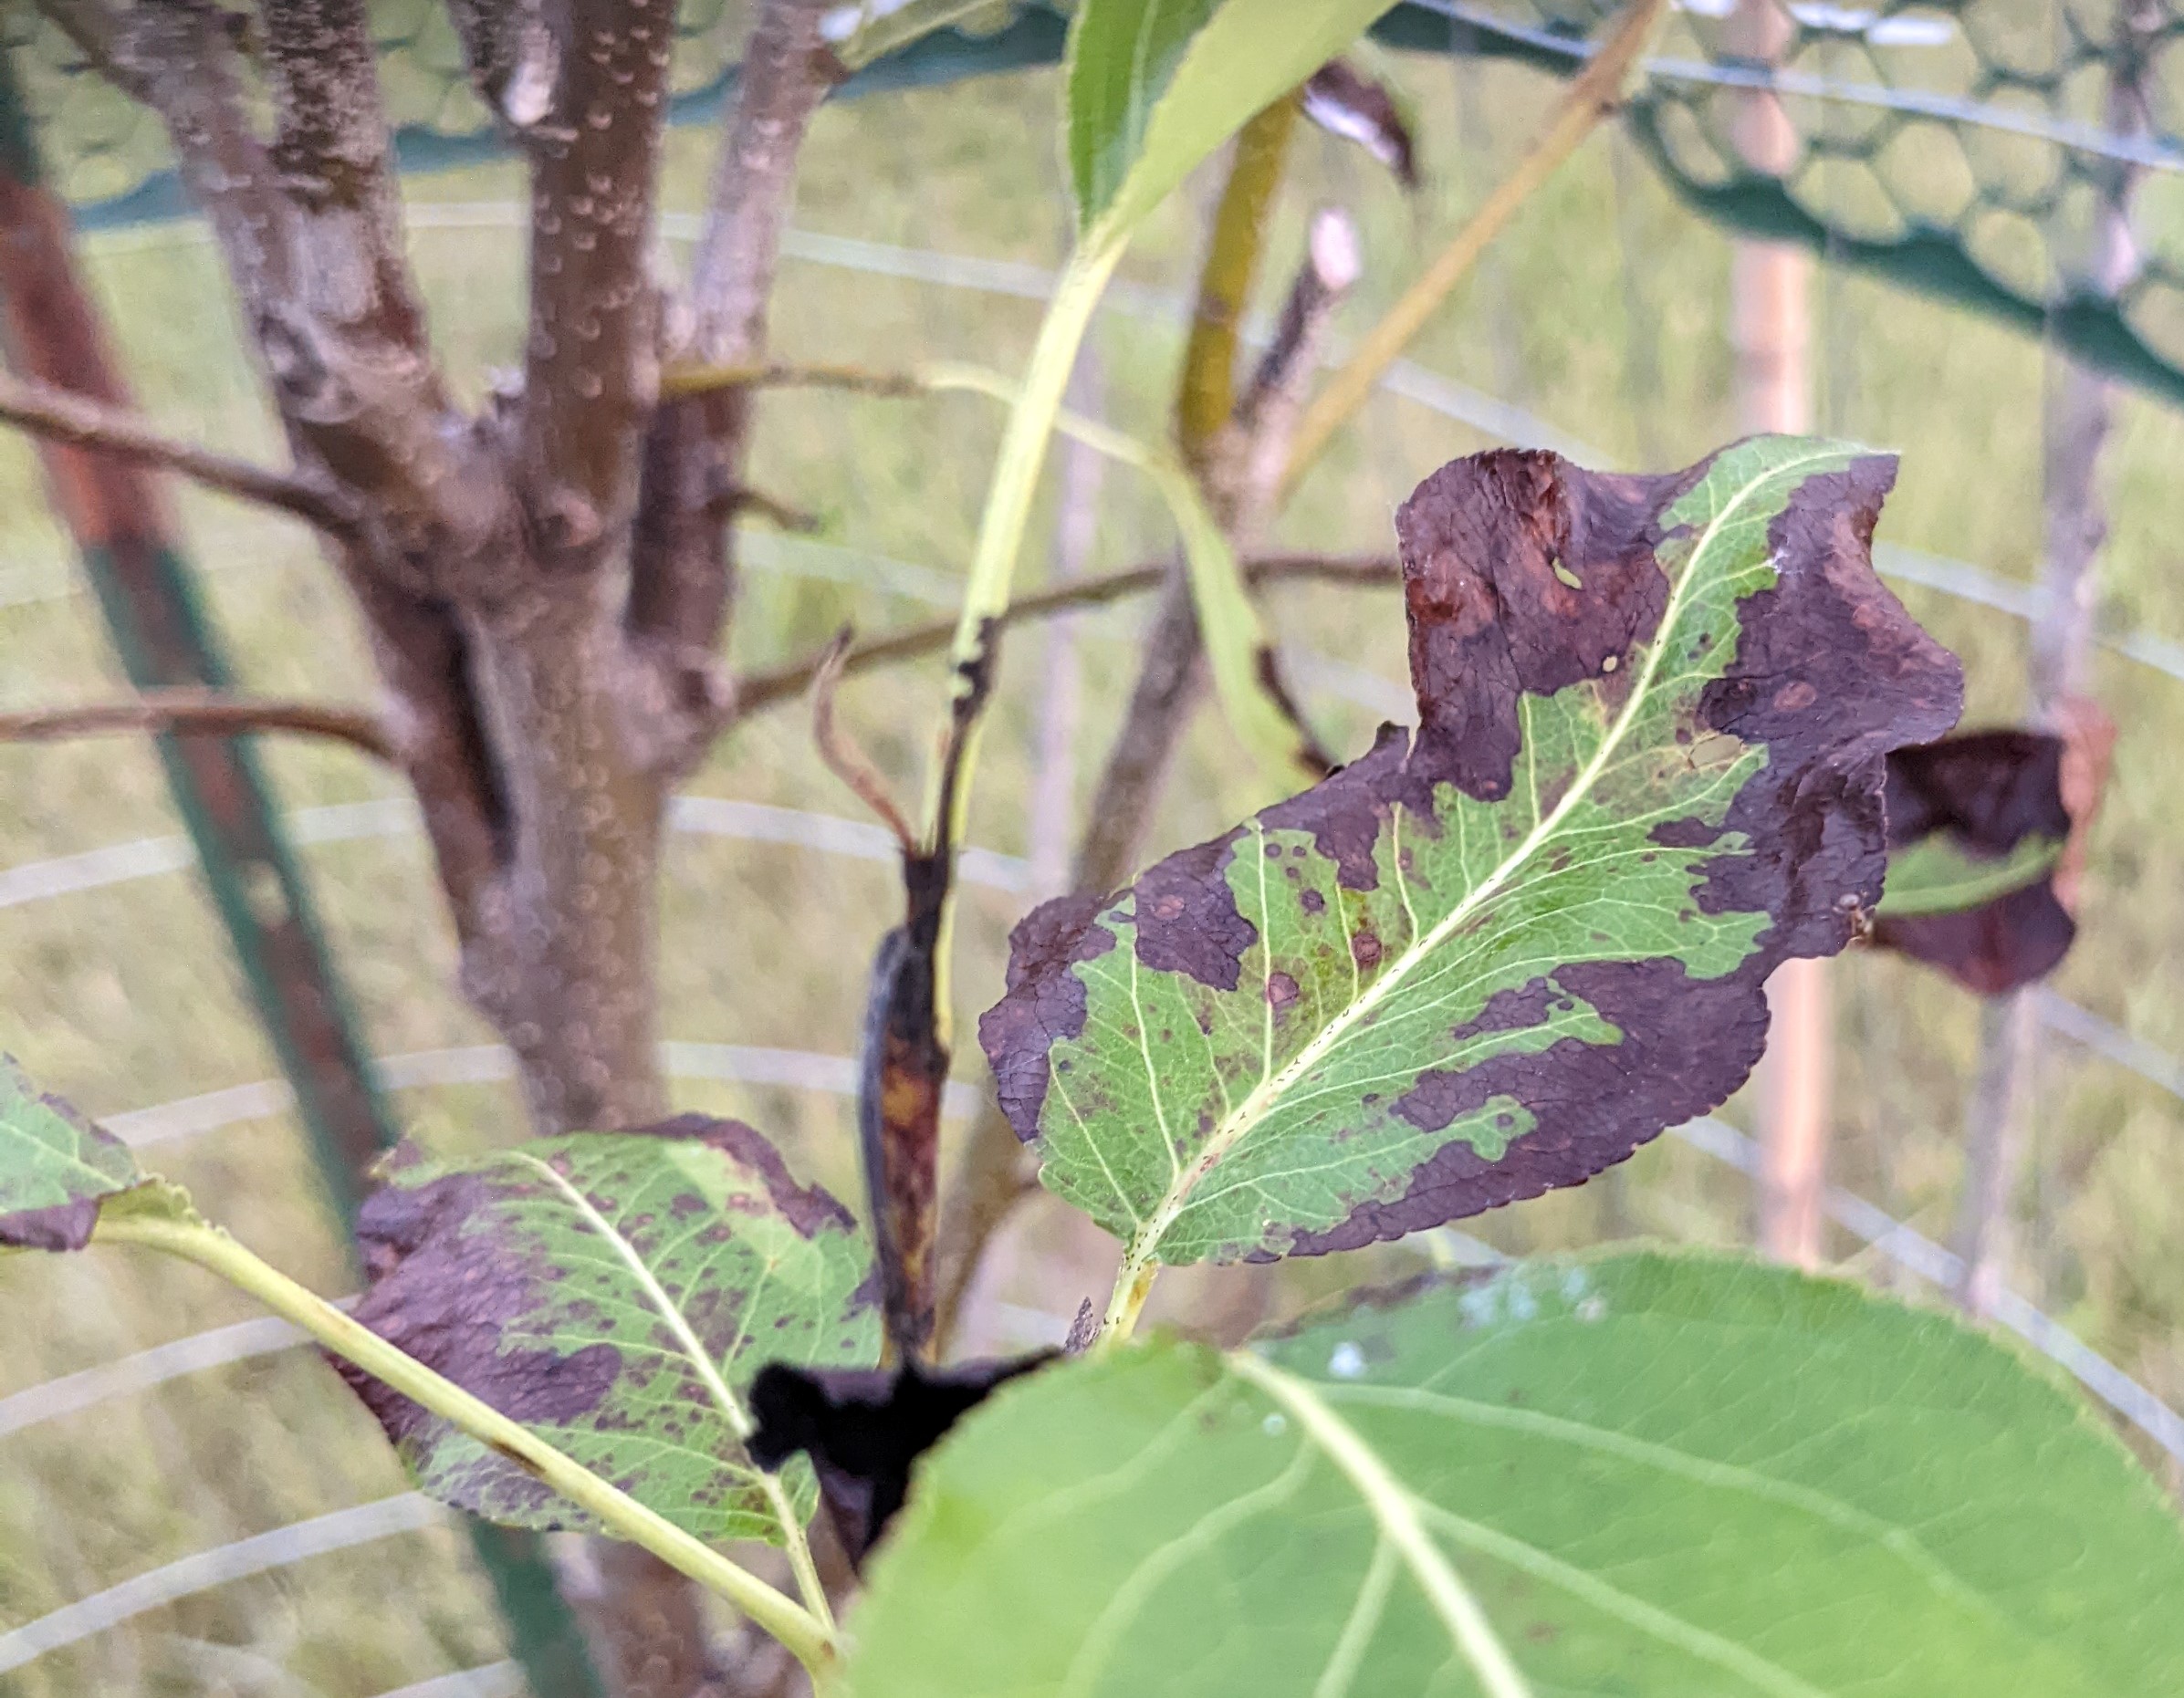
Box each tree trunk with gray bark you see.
[22,2,844,1691]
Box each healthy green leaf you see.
[1066,0,1397,243]
[340,1119,880,1545]
[0,1054,145,1251]
[843,1252,2184,1697]
[982,440,1962,1279]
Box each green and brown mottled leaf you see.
[0,1055,144,1251]
[1876,704,2113,995]
[980,438,1962,1270]
[843,1253,2184,1696]
[340,1118,880,1545]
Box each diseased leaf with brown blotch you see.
[980,438,1962,1275]
[1303,58,1417,186]
[1874,703,2114,995]
[0,1056,144,1251]
[340,1118,880,1545]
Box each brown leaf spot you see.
[1447,977,1557,1045]
[1649,816,1721,849]
[978,894,1115,1145]
[1134,830,1255,991]
[632,1114,858,1239]
[0,1197,102,1253]
[1396,451,1680,800]
[1260,725,1405,891]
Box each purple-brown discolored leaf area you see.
[983,440,1964,1270]
[1876,730,2069,992]
[1873,706,2114,995]
[339,1115,880,1545]
[0,1056,143,1252]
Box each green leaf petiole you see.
[92,1207,841,1675]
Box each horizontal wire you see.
[23,211,2182,689]
[370,1663,522,1698]
[0,1495,444,1675]
[2032,988,2184,1102]
[4,1011,2174,1434]
[1672,1117,2184,1467]
[0,794,1033,911]
[6,1110,2176,1676]
[0,1044,987,1438]
[0,1315,312,1441]
[1406,0,2184,173]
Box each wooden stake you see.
[1726,0,1828,1269]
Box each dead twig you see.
[0,370,356,535]
[734,553,1397,719]
[0,690,397,764]
[810,629,919,857]
[658,359,934,402]
[725,483,823,534]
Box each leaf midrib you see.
[1236,1351,1834,1698]
[1124,444,1845,1259]
[513,1152,753,1437]
[1228,1351,1531,1698]
[1323,1379,1989,1615]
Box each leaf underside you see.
[1874,728,2075,994]
[980,439,1962,1269]
[844,1252,2184,1697]
[340,1118,880,1545]
[0,1055,144,1252]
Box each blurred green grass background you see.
[3,50,2182,1695]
